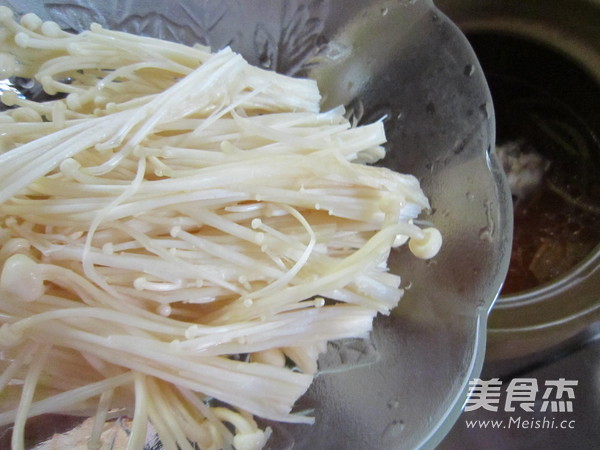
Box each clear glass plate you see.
[0,0,512,448]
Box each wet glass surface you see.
[0,1,512,448]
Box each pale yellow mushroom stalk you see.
[0,8,441,450]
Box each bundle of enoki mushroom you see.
[0,8,442,450]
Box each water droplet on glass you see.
[483,200,495,239]
[480,102,492,119]
[321,41,350,61]
[258,53,272,69]
[382,420,405,443]
[387,399,400,409]
[426,101,436,116]
[479,227,493,242]
[463,64,475,77]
